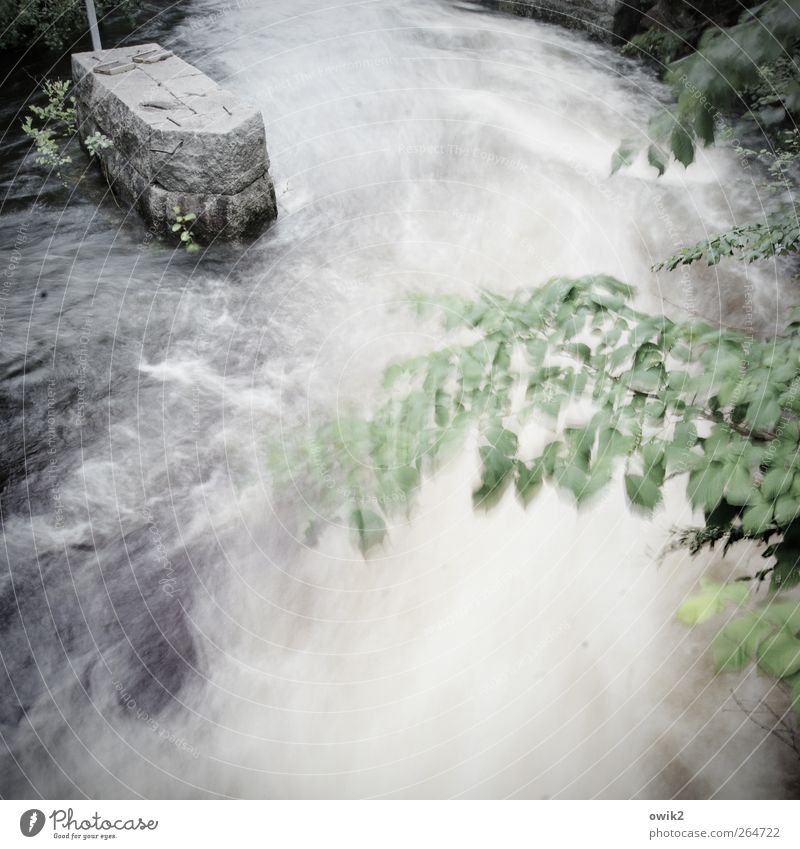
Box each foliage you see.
[613,0,800,174]
[277,274,800,556]
[622,0,800,179]
[21,115,72,178]
[654,211,800,270]
[21,79,76,181]
[85,131,113,158]
[0,0,132,52]
[676,578,750,626]
[273,274,800,709]
[620,28,689,68]
[681,590,800,721]
[27,78,76,131]
[170,207,201,253]
[661,0,800,159]
[615,1,800,296]
[21,78,112,184]
[737,54,800,156]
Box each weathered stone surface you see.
[491,0,761,42]
[490,1,647,42]
[72,43,277,241]
[641,0,760,34]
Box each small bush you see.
[171,207,201,253]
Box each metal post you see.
[84,0,102,51]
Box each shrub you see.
[0,0,132,53]
[21,78,112,184]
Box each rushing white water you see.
[1,0,798,798]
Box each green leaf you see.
[597,427,634,460]
[642,442,666,486]
[349,508,386,554]
[473,447,514,509]
[584,457,614,500]
[761,468,793,501]
[667,370,691,389]
[394,465,419,495]
[676,579,749,626]
[677,593,723,626]
[712,614,773,672]
[757,629,800,678]
[555,462,590,502]
[725,464,757,506]
[708,578,751,607]
[624,367,663,394]
[624,473,662,511]
[434,389,449,427]
[486,425,518,457]
[566,342,591,363]
[760,599,800,633]
[564,426,595,472]
[645,399,666,420]
[773,494,800,527]
[673,421,697,448]
[693,100,715,145]
[171,223,182,232]
[609,344,633,370]
[671,123,695,167]
[540,441,562,476]
[515,460,544,506]
[383,363,405,389]
[742,500,774,535]
[687,463,726,511]
[611,140,638,174]
[459,350,485,391]
[745,397,782,432]
[430,412,469,464]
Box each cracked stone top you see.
[72,43,270,195]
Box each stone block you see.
[72,43,277,241]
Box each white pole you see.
[84,0,102,51]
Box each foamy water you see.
[0,0,797,798]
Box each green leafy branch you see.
[21,79,76,181]
[654,211,800,270]
[85,131,113,158]
[21,78,112,185]
[271,273,800,720]
[274,274,800,559]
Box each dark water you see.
[1,0,797,798]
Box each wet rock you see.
[643,1,762,34]
[489,1,649,42]
[72,43,277,242]
[487,1,762,45]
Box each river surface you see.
[1,0,798,798]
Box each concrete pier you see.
[72,44,277,242]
